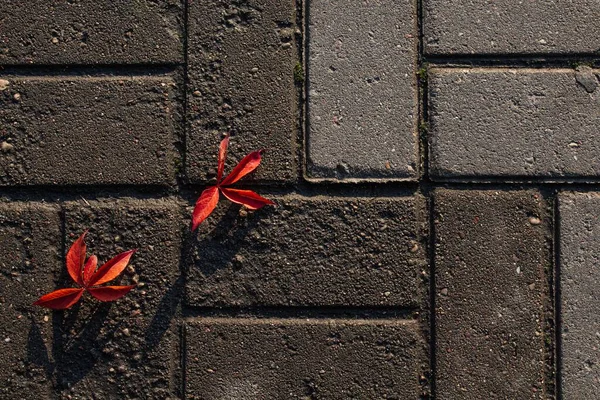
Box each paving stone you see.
[0,0,182,65]
[186,0,297,183]
[429,68,600,180]
[61,199,182,398]
[307,0,418,180]
[558,192,600,399]
[185,318,423,399]
[423,0,600,55]
[0,76,177,186]
[0,203,61,399]
[434,190,549,399]
[186,195,425,307]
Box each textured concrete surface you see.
[186,0,297,184]
[185,318,423,399]
[0,0,183,65]
[307,0,418,180]
[423,0,600,55]
[0,76,176,186]
[559,192,600,399]
[0,203,61,399]
[186,195,425,307]
[429,68,600,180]
[435,190,549,399]
[61,199,182,398]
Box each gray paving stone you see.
[0,76,177,186]
[429,68,600,180]
[558,192,600,399]
[61,199,183,398]
[435,190,549,399]
[424,0,600,55]
[185,318,423,399]
[186,195,425,307]
[0,203,61,399]
[307,0,418,180]
[186,0,297,183]
[0,0,182,65]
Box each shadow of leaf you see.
[27,318,54,380]
[144,274,184,350]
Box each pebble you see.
[0,79,9,91]
[4,337,10,343]
[13,93,21,101]
[1,142,14,152]
[528,216,542,225]
[51,37,59,44]
[575,65,598,93]
[192,90,201,97]
[441,288,448,296]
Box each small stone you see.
[1,142,14,153]
[239,208,248,218]
[528,216,541,225]
[575,66,598,93]
[409,242,419,253]
[0,79,9,91]
[568,142,580,148]
[117,364,127,373]
[192,90,201,97]
[4,337,10,343]
[441,288,448,296]
[122,328,130,337]
[51,37,59,44]
[43,315,49,322]
[13,93,21,101]
[251,67,259,74]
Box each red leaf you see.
[66,231,87,286]
[220,188,274,210]
[87,250,136,286]
[192,186,220,231]
[88,285,135,302]
[82,255,97,287]
[220,150,262,186]
[33,288,84,310]
[217,134,230,182]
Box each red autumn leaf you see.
[88,285,136,302]
[191,134,274,231]
[33,232,136,310]
[66,230,87,286]
[33,288,84,310]
[219,150,263,186]
[220,188,275,210]
[87,249,137,286]
[217,134,229,182]
[82,255,97,287]
[191,186,220,231]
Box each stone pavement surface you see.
[0,0,599,398]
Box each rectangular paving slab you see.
[186,0,298,183]
[558,192,600,399]
[0,202,61,399]
[186,195,425,307]
[0,0,182,65]
[61,199,182,398]
[429,68,600,181]
[0,75,177,186]
[434,189,549,399]
[423,0,600,55]
[185,318,423,399]
[306,0,418,180]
